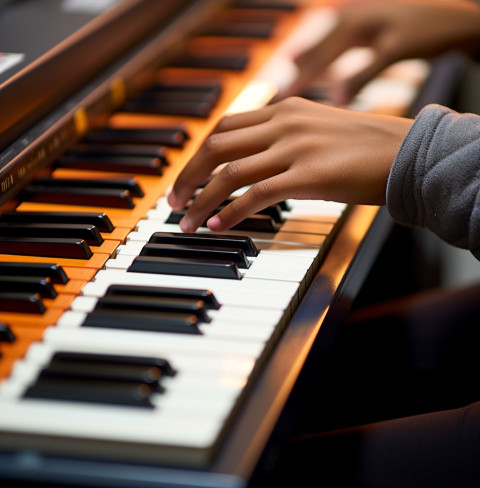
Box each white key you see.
[43,326,265,359]
[81,281,292,310]
[87,269,299,299]
[0,399,223,448]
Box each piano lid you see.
[0,0,196,152]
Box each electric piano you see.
[0,0,458,486]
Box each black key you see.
[0,223,104,246]
[140,243,250,269]
[217,198,284,223]
[209,20,276,39]
[51,351,175,376]
[149,231,258,257]
[166,210,200,224]
[128,255,242,280]
[166,210,278,232]
[0,322,15,342]
[142,86,220,102]
[24,376,154,408]
[173,53,249,71]
[256,203,284,222]
[0,292,45,314]
[0,237,92,259]
[82,309,201,334]
[56,153,164,176]
[36,177,144,198]
[105,284,221,310]
[41,361,165,392]
[94,295,210,322]
[233,0,297,10]
[278,200,292,211]
[150,82,222,94]
[84,127,189,149]
[20,186,134,209]
[0,263,68,284]
[232,214,279,233]
[0,276,57,298]
[70,143,169,165]
[0,211,114,233]
[121,99,214,118]
[231,214,278,232]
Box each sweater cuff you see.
[386,104,449,228]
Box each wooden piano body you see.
[0,1,461,486]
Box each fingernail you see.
[179,216,193,233]
[207,215,222,231]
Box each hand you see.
[279,0,480,104]
[167,97,414,233]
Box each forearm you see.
[387,104,480,258]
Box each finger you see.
[206,171,298,232]
[278,24,361,99]
[179,149,290,232]
[332,53,393,104]
[168,121,276,210]
[212,103,275,134]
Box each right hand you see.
[279,0,480,104]
[167,97,413,233]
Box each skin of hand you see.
[167,97,414,233]
[279,0,480,104]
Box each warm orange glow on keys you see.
[42,294,76,311]
[0,253,109,269]
[0,309,64,326]
[6,323,47,341]
[61,267,96,281]
[54,280,89,295]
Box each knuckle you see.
[226,196,243,215]
[274,114,304,136]
[221,160,243,181]
[202,133,223,155]
[278,96,306,111]
[250,179,275,202]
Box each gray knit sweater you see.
[386,104,480,259]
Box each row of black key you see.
[128,231,258,280]
[25,351,176,408]
[0,211,115,260]
[82,283,220,334]
[0,262,69,314]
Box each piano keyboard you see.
[0,0,430,482]
[0,190,347,463]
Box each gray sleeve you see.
[386,104,480,260]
